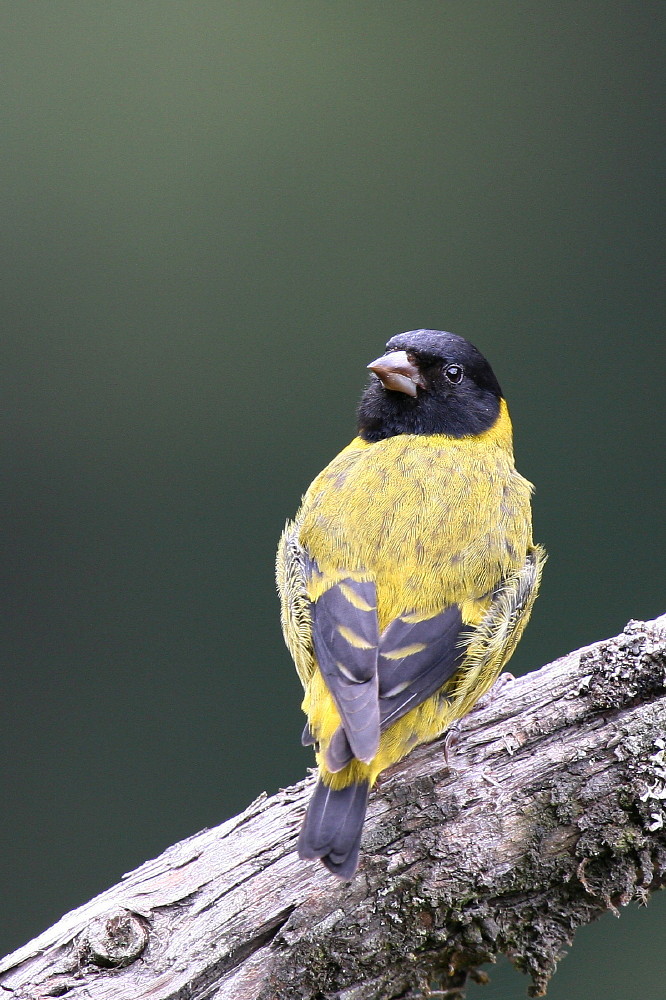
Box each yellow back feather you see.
[297,400,532,629]
[277,398,544,789]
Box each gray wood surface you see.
[2,614,665,999]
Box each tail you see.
[298,778,370,879]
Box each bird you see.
[276,329,545,879]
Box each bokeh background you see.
[2,3,665,996]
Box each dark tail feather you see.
[325,725,354,772]
[298,778,370,879]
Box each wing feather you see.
[310,577,380,764]
[378,604,466,728]
[276,522,315,687]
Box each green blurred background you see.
[2,3,665,995]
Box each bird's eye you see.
[444,364,464,384]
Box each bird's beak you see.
[367,350,425,398]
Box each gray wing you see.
[377,605,466,728]
[306,552,467,771]
[323,546,546,771]
[310,576,381,765]
[324,603,467,771]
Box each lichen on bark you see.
[1,615,665,1000]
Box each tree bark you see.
[2,615,666,1000]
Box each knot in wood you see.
[79,908,148,968]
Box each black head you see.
[357,330,503,442]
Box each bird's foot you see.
[441,721,462,772]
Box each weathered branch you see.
[2,615,666,1000]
